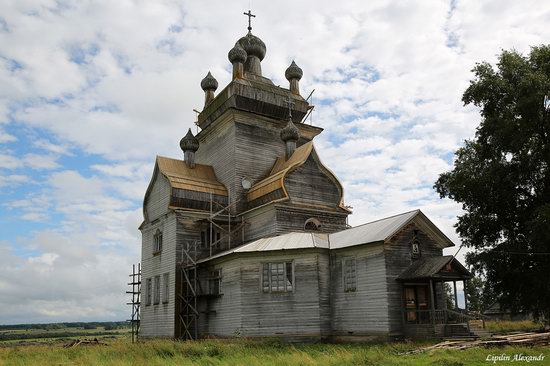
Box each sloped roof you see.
[156,156,227,196]
[330,210,420,249]
[200,210,455,262]
[397,255,472,280]
[246,142,348,211]
[198,232,329,263]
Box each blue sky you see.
[0,0,548,324]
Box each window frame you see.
[208,269,223,296]
[342,256,357,292]
[261,261,295,293]
[153,229,163,255]
[154,275,161,304]
[145,278,152,306]
[162,273,169,304]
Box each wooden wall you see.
[204,250,328,340]
[330,243,391,338]
[145,171,171,222]
[140,212,177,338]
[284,155,341,208]
[383,222,444,336]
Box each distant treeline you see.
[0,321,130,331]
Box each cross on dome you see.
[243,10,256,32]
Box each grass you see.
[0,337,548,366]
[484,320,544,334]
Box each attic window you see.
[304,218,321,231]
[411,237,421,259]
[153,229,163,254]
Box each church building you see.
[139,14,473,341]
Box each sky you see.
[0,0,548,324]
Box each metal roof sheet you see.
[329,210,419,249]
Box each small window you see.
[262,262,294,293]
[145,278,152,306]
[343,257,357,292]
[162,273,169,303]
[154,275,160,304]
[208,269,222,295]
[153,229,163,254]
[411,239,421,259]
[304,218,321,231]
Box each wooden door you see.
[404,285,430,324]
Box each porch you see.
[396,256,483,339]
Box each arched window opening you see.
[304,218,321,231]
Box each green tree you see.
[435,45,550,321]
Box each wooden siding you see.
[145,172,171,222]
[285,155,341,208]
[384,222,444,335]
[204,250,328,340]
[275,204,348,234]
[243,205,278,242]
[330,243,390,337]
[140,212,177,338]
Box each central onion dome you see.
[280,118,300,142]
[180,128,199,152]
[237,32,266,61]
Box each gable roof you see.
[155,156,227,197]
[396,255,472,280]
[199,210,455,262]
[331,209,454,250]
[246,142,349,211]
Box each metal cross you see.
[243,10,256,32]
[284,96,295,118]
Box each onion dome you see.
[280,119,300,142]
[180,128,199,152]
[285,60,303,81]
[200,71,218,92]
[228,42,247,63]
[237,33,266,61]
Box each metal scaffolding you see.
[126,263,141,343]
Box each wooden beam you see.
[453,280,458,309]
[429,279,436,327]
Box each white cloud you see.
[0,0,548,323]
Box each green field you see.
[0,337,548,366]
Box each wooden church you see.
[139,15,474,341]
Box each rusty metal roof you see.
[156,156,227,196]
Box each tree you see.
[434,45,550,321]
[465,275,495,314]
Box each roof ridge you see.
[334,209,420,232]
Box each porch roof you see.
[397,255,472,281]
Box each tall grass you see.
[484,320,544,333]
[1,338,548,366]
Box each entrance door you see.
[404,285,430,324]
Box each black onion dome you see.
[280,119,300,142]
[200,71,218,91]
[285,60,303,81]
[180,128,199,152]
[228,42,247,63]
[237,33,266,61]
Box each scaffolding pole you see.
[126,263,141,343]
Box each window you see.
[145,278,152,306]
[304,218,321,231]
[343,257,357,292]
[154,275,160,304]
[411,239,421,259]
[208,269,222,295]
[162,273,169,303]
[262,262,293,293]
[153,229,163,254]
